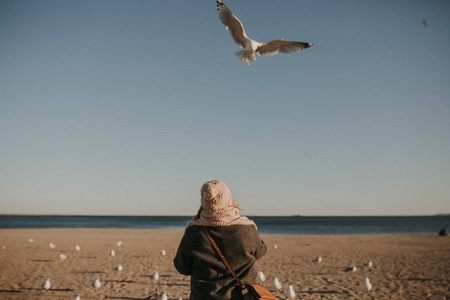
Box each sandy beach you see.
[0,229,449,300]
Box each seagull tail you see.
[235,50,257,63]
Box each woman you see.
[174,180,267,299]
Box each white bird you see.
[42,278,51,290]
[92,278,101,288]
[313,256,322,263]
[74,294,81,300]
[365,261,373,267]
[59,254,67,260]
[287,285,296,298]
[273,244,278,249]
[116,264,123,271]
[152,271,160,281]
[363,277,372,292]
[216,0,313,65]
[110,250,116,257]
[273,277,282,290]
[49,243,56,249]
[158,291,168,300]
[161,249,166,256]
[344,265,357,272]
[75,245,81,251]
[117,240,122,247]
[257,271,266,282]
[29,238,34,243]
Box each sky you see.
[1,0,449,216]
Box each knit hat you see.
[186,180,256,228]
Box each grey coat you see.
[173,225,267,300]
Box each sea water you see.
[1,215,448,235]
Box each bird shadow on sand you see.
[0,289,22,293]
[28,259,51,262]
[20,288,75,292]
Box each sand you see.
[0,229,449,300]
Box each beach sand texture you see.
[0,229,449,299]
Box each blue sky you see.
[1,0,449,216]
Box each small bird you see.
[29,238,34,243]
[42,278,51,290]
[161,249,166,256]
[363,277,372,292]
[152,271,160,280]
[273,277,282,290]
[344,265,357,272]
[49,243,56,249]
[117,240,122,247]
[216,0,313,65]
[313,256,323,263]
[365,261,373,268]
[110,250,116,257]
[75,245,81,251]
[116,264,123,271]
[74,294,81,300]
[158,291,168,300]
[273,244,278,249]
[422,19,428,27]
[257,271,266,282]
[92,278,101,288]
[59,254,67,260]
[287,285,296,298]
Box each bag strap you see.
[202,226,245,288]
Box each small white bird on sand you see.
[42,278,51,290]
[365,261,373,267]
[59,254,67,260]
[273,277,282,290]
[257,271,266,282]
[313,256,323,263]
[110,250,116,257]
[74,294,81,300]
[116,264,123,271]
[92,278,101,288]
[152,271,160,280]
[29,238,34,243]
[75,245,81,251]
[273,244,278,249]
[345,265,357,272]
[161,249,166,256]
[117,240,122,247]
[49,243,56,249]
[363,278,372,292]
[158,291,168,300]
[216,0,313,65]
[287,285,296,298]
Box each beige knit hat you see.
[200,180,233,214]
[186,180,256,228]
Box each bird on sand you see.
[287,285,296,298]
[313,256,323,263]
[365,260,373,267]
[344,265,357,272]
[273,277,282,289]
[158,291,168,300]
[216,0,313,65]
[363,277,372,292]
[42,278,51,290]
[92,278,101,288]
[152,271,160,281]
[74,294,81,300]
[116,264,123,271]
[257,271,266,282]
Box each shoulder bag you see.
[202,226,277,300]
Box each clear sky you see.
[1,0,449,216]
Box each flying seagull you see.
[216,0,313,65]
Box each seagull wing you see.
[256,39,313,56]
[216,0,249,48]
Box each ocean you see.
[1,215,449,235]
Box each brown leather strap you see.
[202,226,245,288]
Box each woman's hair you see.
[193,199,240,220]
